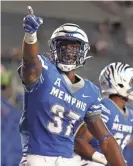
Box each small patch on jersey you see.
[114,115,119,123]
[54,78,61,87]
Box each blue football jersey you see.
[124,142,133,166]
[18,55,104,158]
[90,98,133,153]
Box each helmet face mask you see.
[48,23,90,72]
[56,39,81,66]
[99,62,133,102]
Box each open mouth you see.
[59,53,78,64]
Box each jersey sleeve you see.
[73,118,85,137]
[101,105,111,125]
[85,97,110,123]
[17,55,49,93]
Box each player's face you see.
[56,40,81,65]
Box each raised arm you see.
[21,6,43,85]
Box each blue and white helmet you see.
[99,62,133,101]
[48,23,90,72]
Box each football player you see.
[75,62,133,166]
[18,6,126,166]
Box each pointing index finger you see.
[27,6,34,15]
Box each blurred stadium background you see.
[1,1,133,166]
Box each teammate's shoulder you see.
[101,98,123,117]
[101,98,111,105]
[99,98,112,118]
[101,98,116,109]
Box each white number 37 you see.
[47,104,80,136]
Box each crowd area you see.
[1,1,133,166]
[89,1,133,56]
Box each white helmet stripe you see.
[99,62,133,101]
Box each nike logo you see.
[98,97,102,101]
[82,94,91,98]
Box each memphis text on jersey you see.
[49,78,87,112]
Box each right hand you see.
[23,6,43,34]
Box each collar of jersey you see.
[61,73,85,93]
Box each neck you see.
[109,95,126,110]
[65,71,77,84]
